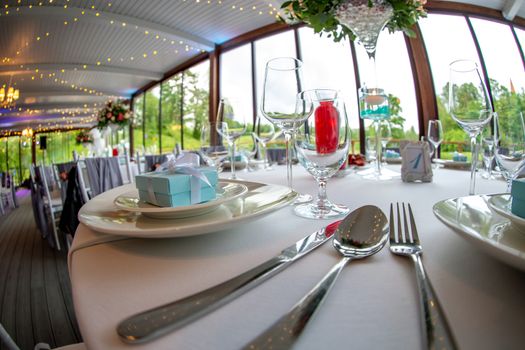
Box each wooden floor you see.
[0,191,82,350]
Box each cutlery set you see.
[117,203,457,349]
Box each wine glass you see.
[427,119,443,163]
[494,112,525,192]
[448,59,493,195]
[260,57,313,203]
[252,115,275,170]
[216,98,248,180]
[200,121,227,172]
[294,89,350,219]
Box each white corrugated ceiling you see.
[0,0,522,133]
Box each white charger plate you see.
[78,180,297,238]
[433,194,525,272]
[113,181,248,219]
[487,194,525,230]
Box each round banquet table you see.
[69,165,525,350]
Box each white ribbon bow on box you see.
[146,152,213,206]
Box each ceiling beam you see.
[503,0,524,20]
[4,5,215,51]
[0,63,163,81]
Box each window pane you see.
[132,94,144,154]
[298,27,359,150]
[471,18,525,93]
[161,74,183,153]
[356,30,419,142]
[220,44,253,120]
[144,86,160,154]
[254,30,296,113]
[7,137,20,184]
[183,60,209,150]
[0,138,7,173]
[419,14,480,158]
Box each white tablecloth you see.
[69,165,525,350]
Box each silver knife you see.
[117,221,341,344]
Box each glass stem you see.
[375,121,382,175]
[231,140,236,180]
[284,130,293,190]
[469,135,479,195]
[316,178,328,210]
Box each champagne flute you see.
[448,59,493,195]
[494,112,525,192]
[379,121,392,165]
[428,119,444,164]
[261,57,313,203]
[216,98,248,180]
[294,89,350,219]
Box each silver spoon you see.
[242,205,389,349]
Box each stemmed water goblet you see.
[294,89,350,219]
[216,98,248,180]
[494,112,525,192]
[427,119,443,165]
[261,57,313,203]
[448,59,493,195]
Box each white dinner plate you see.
[487,194,525,230]
[113,181,248,219]
[433,194,525,272]
[78,180,297,238]
[433,158,471,170]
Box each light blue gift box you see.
[135,167,218,207]
[511,178,525,218]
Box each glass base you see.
[294,201,349,219]
[293,193,313,205]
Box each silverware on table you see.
[389,202,457,350]
[117,221,341,344]
[242,205,389,350]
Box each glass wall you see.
[183,61,210,150]
[161,74,183,153]
[419,14,525,159]
[144,85,160,154]
[132,94,145,154]
[0,138,7,174]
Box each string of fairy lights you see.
[0,0,283,137]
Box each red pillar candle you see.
[315,100,339,154]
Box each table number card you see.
[400,141,433,182]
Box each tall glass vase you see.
[336,0,394,180]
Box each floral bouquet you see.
[280,0,427,43]
[75,130,93,145]
[97,100,133,130]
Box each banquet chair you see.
[135,151,146,174]
[37,164,63,251]
[1,321,85,350]
[118,149,134,184]
[0,171,16,214]
[73,151,92,203]
[75,152,124,198]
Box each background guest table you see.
[69,165,525,350]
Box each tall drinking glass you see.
[216,98,247,180]
[448,59,493,195]
[494,112,525,192]
[379,121,392,165]
[294,89,350,219]
[481,124,495,179]
[427,119,443,162]
[200,121,228,172]
[261,57,313,202]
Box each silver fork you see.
[390,203,457,350]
